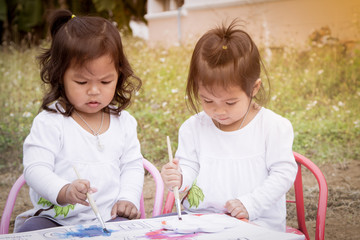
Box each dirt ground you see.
[1,160,359,239]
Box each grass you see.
[0,37,359,170]
[265,45,360,163]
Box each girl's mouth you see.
[217,117,229,122]
[87,101,100,108]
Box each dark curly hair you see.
[38,9,141,116]
[186,19,270,113]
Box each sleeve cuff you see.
[51,179,71,206]
[238,195,258,221]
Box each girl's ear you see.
[252,78,262,97]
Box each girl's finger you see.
[172,158,179,165]
[78,199,90,206]
[128,207,138,219]
[235,211,247,219]
[110,205,117,219]
[226,205,234,213]
[230,207,241,217]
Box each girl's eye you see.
[75,81,87,85]
[226,102,237,106]
[101,81,112,84]
[203,99,213,104]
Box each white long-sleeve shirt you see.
[176,108,297,232]
[15,105,144,231]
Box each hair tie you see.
[71,14,76,19]
[222,45,227,50]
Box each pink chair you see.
[0,158,164,234]
[141,158,164,218]
[162,152,328,240]
[0,175,25,234]
[286,152,328,240]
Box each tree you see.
[2,0,45,46]
[92,0,147,34]
[0,0,147,46]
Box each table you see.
[0,213,305,240]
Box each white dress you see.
[14,105,144,232]
[176,108,298,232]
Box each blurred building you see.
[145,0,360,48]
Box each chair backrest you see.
[0,158,164,234]
[291,152,328,240]
[0,175,26,234]
[162,152,328,240]
[141,158,164,218]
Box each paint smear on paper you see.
[58,225,113,238]
[145,229,198,239]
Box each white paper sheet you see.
[0,213,305,240]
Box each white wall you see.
[145,0,360,48]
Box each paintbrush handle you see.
[73,166,99,213]
[87,192,107,229]
[87,193,107,230]
[173,186,180,199]
[166,136,179,191]
[86,192,99,214]
[167,136,183,220]
[73,166,82,179]
[167,136,173,162]
[73,166,107,229]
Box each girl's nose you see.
[88,84,100,95]
[213,106,226,116]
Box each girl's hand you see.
[161,158,182,190]
[57,179,97,206]
[111,200,141,220]
[225,199,249,219]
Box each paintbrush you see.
[166,136,183,221]
[73,166,110,233]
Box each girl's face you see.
[63,55,118,116]
[198,82,260,131]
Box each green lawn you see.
[0,37,359,169]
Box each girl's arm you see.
[117,159,144,210]
[174,120,200,192]
[116,114,144,211]
[237,117,297,221]
[23,112,71,205]
[112,157,143,220]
